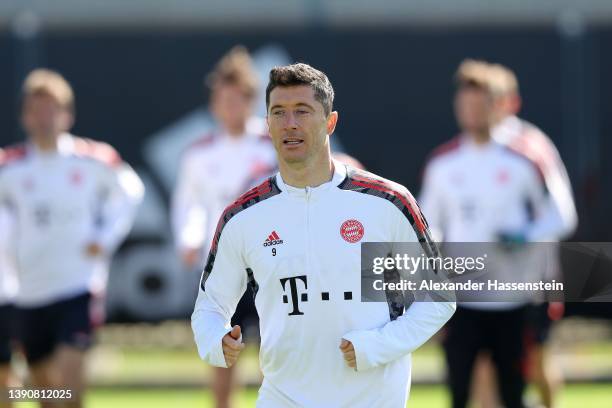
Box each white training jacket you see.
[192,161,455,408]
[172,125,277,258]
[493,115,577,240]
[0,134,144,307]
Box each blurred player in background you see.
[172,46,276,408]
[0,69,143,407]
[469,62,577,408]
[491,63,577,239]
[419,60,569,408]
[192,62,455,407]
[0,208,17,408]
[331,152,365,170]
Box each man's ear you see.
[511,94,522,115]
[62,111,75,132]
[327,111,338,135]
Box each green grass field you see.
[11,321,612,407]
[12,384,612,407]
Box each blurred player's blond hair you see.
[22,68,75,112]
[487,63,522,117]
[205,45,258,99]
[488,63,520,97]
[455,59,502,97]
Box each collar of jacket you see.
[274,159,347,198]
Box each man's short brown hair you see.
[205,45,258,99]
[22,68,75,112]
[266,63,335,116]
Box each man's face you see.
[454,86,494,135]
[267,85,336,165]
[211,83,253,133]
[21,93,72,140]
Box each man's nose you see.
[283,112,299,129]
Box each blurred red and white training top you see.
[419,136,568,310]
[192,161,455,407]
[171,118,277,257]
[0,133,143,307]
[493,115,577,240]
[419,135,559,243]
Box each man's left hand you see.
[340,339,356,369]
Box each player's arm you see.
[191,218,247,368]
[0,170,11,243]
[522,161,570,242]
[171,152,208,265]
[0,207,13,262]
[527,137,577,240]
[0,154,12,205]
[91,159,144,255]
[417,162,446,242]
[342,201,456,371]
[0,171,7,206]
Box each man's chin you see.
[281,155,308,166]
[30,130,60,140]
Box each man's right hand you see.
[222,325,244,367]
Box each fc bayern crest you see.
[340,219,364,243]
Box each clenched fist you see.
[222,325,244,367]
[85,242,104,257]
[340,339,356,369]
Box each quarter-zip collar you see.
[275,159,347,198]
[460,133,499,155]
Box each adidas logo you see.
[263,230,284,247]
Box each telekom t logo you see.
[280,275,308,316]
[280,275,353,316]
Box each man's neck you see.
[493,113,513,127]
[470,129,491,145]
[31,133,61,152]
[279,153,334,189]
[225,124,247,139]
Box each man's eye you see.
[272,110,284,116]
[296,110,309,115]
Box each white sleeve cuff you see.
[210,328,230,368]
[342,331,376,372]
[195,325,231,368]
